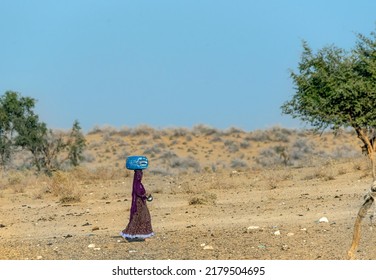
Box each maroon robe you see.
[121,170,154,240]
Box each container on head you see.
[126,156,149,170]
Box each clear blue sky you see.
[1,0,376,132]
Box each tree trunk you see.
[347,193,374,259]
[369,150,376,181]
[348,128,376,259]
[355,127,375,179]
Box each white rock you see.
[203,245,214,250]
[318,217,329,223]
[94,247,101,251]
[88,244,96,248]
[287,232,295,236]
[247,226,260,232]
[274,230,281,236]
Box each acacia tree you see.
[17,118,86,174]
[0,91,86,174]
[281,30,376,259]
[0,91,39,168]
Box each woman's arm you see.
[135,183,147,200]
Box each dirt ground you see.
[1,161,376,260]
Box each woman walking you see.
[120,169,154,241]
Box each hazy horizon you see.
[2,1,376,132]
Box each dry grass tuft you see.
[1,170,37,193]
[189,192,217,206]
[49,171,82,203]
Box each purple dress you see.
[120,170,154,240]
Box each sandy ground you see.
[1,163,376,260]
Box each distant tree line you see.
[0,91,86,174]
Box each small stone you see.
[88,244,96,248]
[37,256,43,260]
[203,245,214,250]
[287,232,294,236]
[92,226,100,231]
[319,217,329,223]
[274,230,281,236]
[0,224,5,228]
[247,226,260,232]
[94,247,101,251]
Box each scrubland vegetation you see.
[0,124,367,205]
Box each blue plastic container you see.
[126,156,149,170]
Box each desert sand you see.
[1,126,375,260]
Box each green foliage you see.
[67,120,86,167]
[25,121,86,174]
[282,40,376,131]
[0,91,86,174]
[0,91,41,167]
[282,29,376,178]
